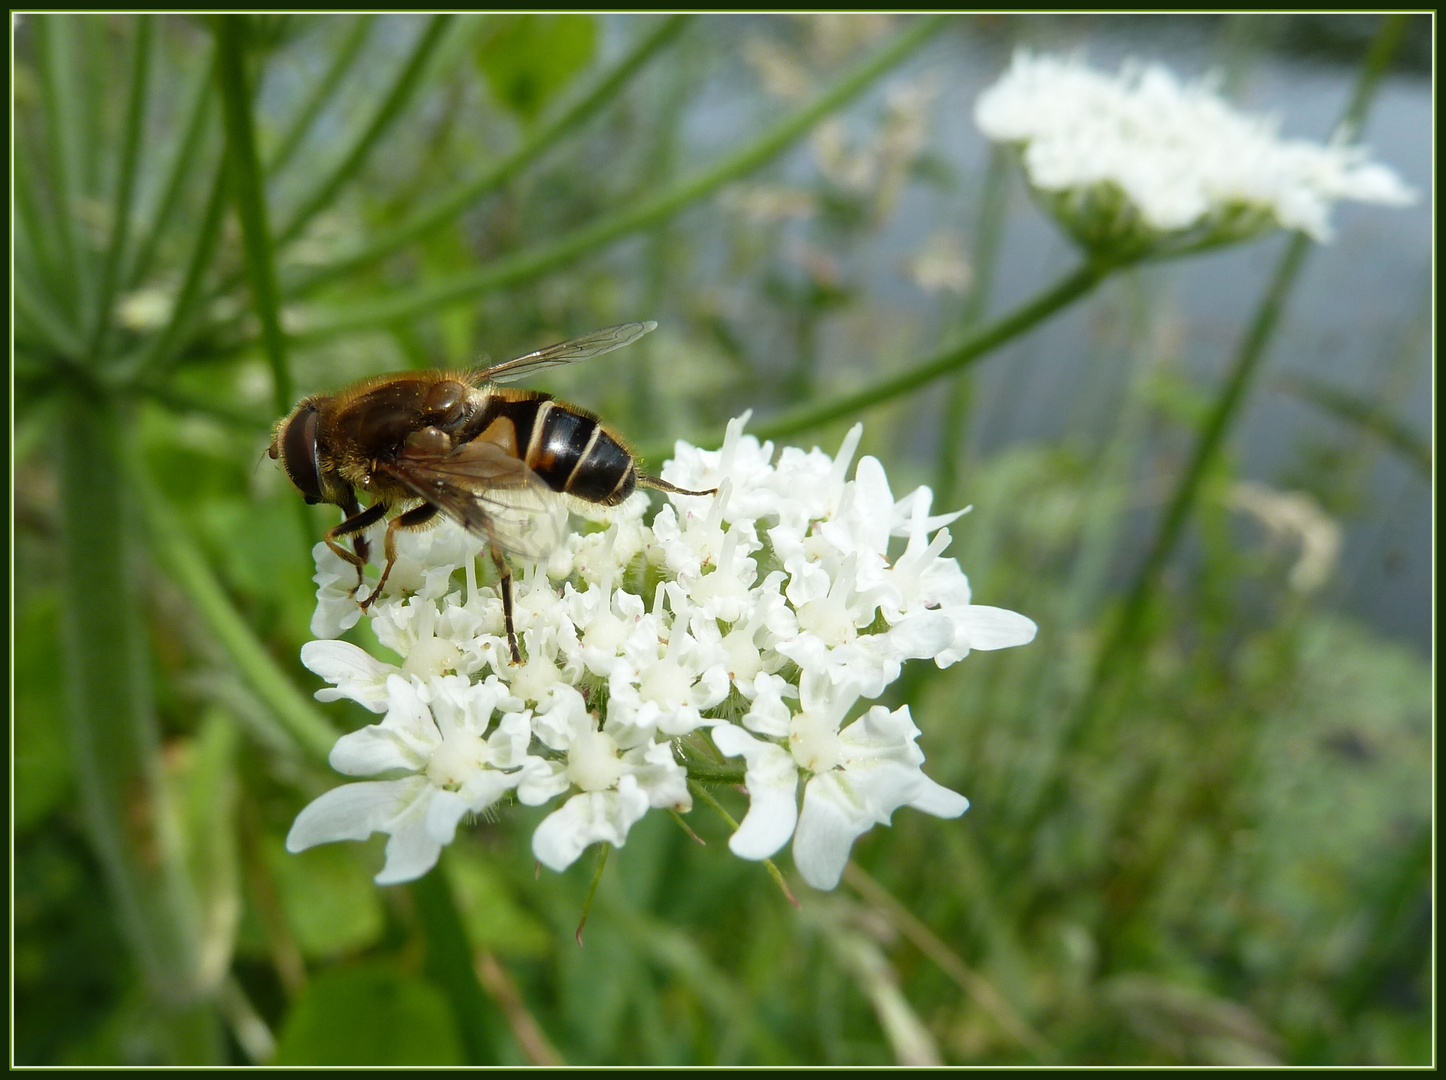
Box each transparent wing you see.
[380,439,569,561]
[473,321,657,385]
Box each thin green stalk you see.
[630,22,696,434]
[127,163,229,381]
[1079,11,1409,717]
[127,51,217,291]
[1081,236,1311,722]
[683,759,746,785]
[934,143,1011,507]
[33,13,92,319]
[14,122,64,306]
[577,844,610,946]
[265,14,377,177]
[78,13,106,194]
[688,780,796,908]
[1278,372,1431,480]
[16,273,86,360]
[90,14,153,365]
[752,258,1112,445]
[273,14,455,251]
[285,14,952,345]
[413,862,501,1065]
[216,13,292,414]
[138,479,339,766]
[291,14,692,297]
[58,392,208,1013]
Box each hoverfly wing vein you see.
[474,321,657,385]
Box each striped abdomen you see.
[486,394,637,505]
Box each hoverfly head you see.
[272,400,326,505]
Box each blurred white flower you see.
[975,50,1415,250]
[903,231,973,296]
[1227,480,1342,594]
[291,416,1035,889]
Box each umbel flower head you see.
[287,416,1036,891]
[974,50,1415,257]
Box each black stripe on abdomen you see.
[526,405,592,492]
[480,395,547,455]
[527,408,635,504]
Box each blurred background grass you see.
[12,13,1432,1065]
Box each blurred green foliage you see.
[12,12,1430,1067]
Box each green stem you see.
[137,478,340,767]
[14,118,64,309]
[89,14,153,366]
[290,14,692,298]
[215,14,292,414]
[683,759,746,785]
[126,51,217,291]
[273,14,455,251]
[57,391,207,1013]
[934,143,1011,507]
[577,844,610,946]
[16,273,86,359]
[127,163,230,381]
[285,14,952,345]
[688,781,796,906]
[1278,372,1431,480]
[753,258,1112,444]
[265,14,377,177]
[1088,236,1311,701]
[631,257,1115,467]
[1080,11,1410,717]
[34,13,91,320]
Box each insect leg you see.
[638,473,717,498]
[340,493,370,567]
[326,502,390,596]
[488,545,521,665]
[359,503,441,609]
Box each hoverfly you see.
[268,321,712,662]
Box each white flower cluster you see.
[287,416,1036,891]
[974,50,1414,248]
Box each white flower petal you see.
[286,776,430,851]
[425,770,517,845]
[910,776,970,819]
[376,820,443,885]
[713,724,800,860]
[531,776,650,872]
[949,605,1038,652]
[302,640,396,713]
[793,772,872,890]
[329,724,427,776]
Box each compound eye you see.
[282,404,324,504]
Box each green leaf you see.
[475,14,597,122]
[275,961,465,1065]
